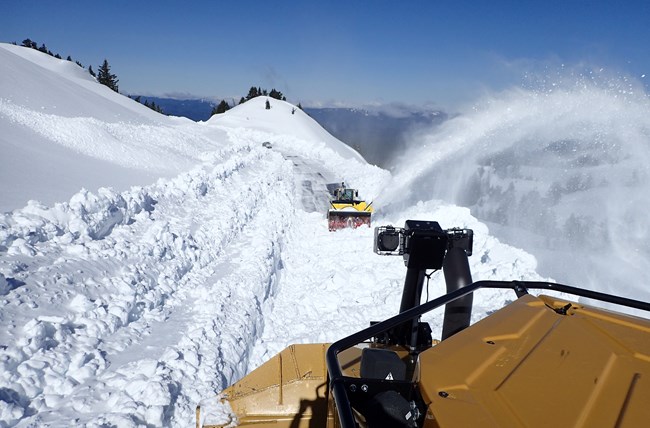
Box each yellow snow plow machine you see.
[197,220,650,428]
[327,183,373,231]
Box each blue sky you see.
[3,1,649,109]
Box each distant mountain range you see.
[305,107,448,168]
[131,96,217,121]
[131,96,448,167]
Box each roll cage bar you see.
[326,280,650,428]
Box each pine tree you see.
[269,89,283,100]
[246,86,259,100]
[97,59,119,92]
[239,97,246,105]
[212,100,231,115]
[88,65,96,77]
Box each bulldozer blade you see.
[197,344,335,428]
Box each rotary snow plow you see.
[197,220,650,428]
[327,183,373,231]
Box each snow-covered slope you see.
[0,43,231,212]
[0,43,161,122]
[208,98,366,163]
[0,43,626,427]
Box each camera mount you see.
[373,220,476,349]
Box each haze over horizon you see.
[3,1,649,110]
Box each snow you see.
[0,43,646,427]
[384,80,650,303]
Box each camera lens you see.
[378,231,400,252]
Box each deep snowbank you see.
[1,142,301,425]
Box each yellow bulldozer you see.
[197,220,650,428]
[327,183,373,231]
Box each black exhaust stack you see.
[441,246,473,340]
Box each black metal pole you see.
[399,268,426,313]
[398,268,425,350]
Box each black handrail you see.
[326,280,650,428]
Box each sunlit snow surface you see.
[0,44,647,427]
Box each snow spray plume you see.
[384,68,650,300]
